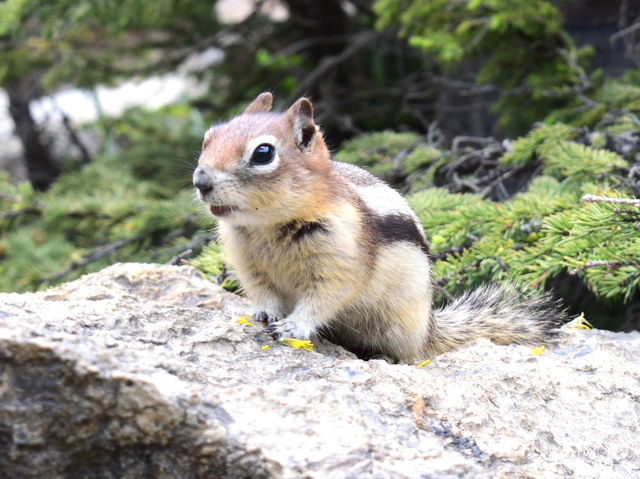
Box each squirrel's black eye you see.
[250,144,275,165]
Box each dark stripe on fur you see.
[279,220,329,242]
[368,212,430,256]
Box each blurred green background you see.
[1,0,640,330]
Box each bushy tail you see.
[426,283,566,355]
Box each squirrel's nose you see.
[193,167,213,195]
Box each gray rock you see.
[0,263,638,478]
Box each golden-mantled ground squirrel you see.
[193,92,563,363]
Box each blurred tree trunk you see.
[282,0,350,60]
[6,77,60,190]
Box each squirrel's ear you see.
[244,92,273,114]
[287,97,316,150]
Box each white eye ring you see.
[243,135,279,173]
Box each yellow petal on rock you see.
[567,312,593,330]
[531,346,546,355]
[281,337,314,351]
[416,359,431,368]
[236,316,255,326]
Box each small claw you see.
[265,322,283,340]
[252,310,270,323]
[252,310,281,325]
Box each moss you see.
[403,146,442,176]
[334,131,419,181]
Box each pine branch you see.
[86,0,268,77]
[0,206,41,220]
[613,209,640,217]
[40,232,149,285]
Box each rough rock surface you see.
[0,263,639,478]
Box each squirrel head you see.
[194,92,332,225]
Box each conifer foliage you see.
[0,107,212,291]
[373,0,596,135]
[1,0,639,330]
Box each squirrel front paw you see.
[266,316,315,341]
[252,310,280,324]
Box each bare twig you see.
[390,138,425,177]
[39,219,204,284]
[485,256,510,272]
[88,31,227,76]
[165,233,210,265]
[557,48,591,91]
[431,76,498,96]
[276,34,353,57]
[478,167,521,201]
[466,18,490,51]
[582,194,640,207]
[167,249,194,265]
[613,0,640,68]
[90,1,267,77]
[40,232,148,285]
[611,0,640,69]
[451,135,496,152]
[292,30,379,99]
[426,121,444,148]
[58,107,92,165]
[432,281,454,302]
[569,259,640,275]
[610,21,640,45]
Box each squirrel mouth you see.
[209,204,237,217]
